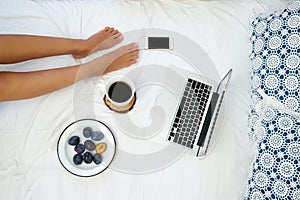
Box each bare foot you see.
[73,27,123,59]
[85,43,139,76]
[103,49,140,74]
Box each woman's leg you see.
[0,27,123,64]
[0,43,139,102]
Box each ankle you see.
[72,39,90,59]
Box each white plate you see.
[57,119,116,177]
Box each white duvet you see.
[0,0,286,199]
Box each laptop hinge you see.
[196,91,225,157]
[197,92,219,146]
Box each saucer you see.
[57,119,116,177]
[103,93,136,113]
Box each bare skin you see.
[72,27,124,59]
[0,43,139,102]
[104,49,139,74]
[0,27,140,102]
[0,27,124,64]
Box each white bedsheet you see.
[0,0,286,199]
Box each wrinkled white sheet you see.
[0,0,286,199]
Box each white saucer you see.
[57,119,116,177]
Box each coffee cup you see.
[104,76,136,112]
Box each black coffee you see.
[108,81,132,103]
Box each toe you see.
[115,35,124,43]
[113,32,122,38]
[130,55,139,61]
[118,43,139,53]
[130,49,140,55]
[111,29,119,35]
[106,27,114,33]
[116,35,124,41]
[113,34,123,44]
[129,43,139,50]
[109,28,115,33]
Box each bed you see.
[0,0,297,199]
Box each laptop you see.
[166,69,232,157]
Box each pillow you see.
[244,103,300,199]
[245,1,300,199]
[248,0,300,144]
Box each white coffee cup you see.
[105,76,135,109]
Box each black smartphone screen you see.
[148,37,170,49]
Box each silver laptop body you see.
[166,69,232,157]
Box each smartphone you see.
[144,36,173,50]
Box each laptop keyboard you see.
[167,78,212,149]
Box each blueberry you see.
[84,140,96,151]
[83,152,93,164]
[91,131,104,141]
[83,127,93,138]
[74,144,85,154]
[93,153,103,165]
[68,135,80,146]
[73,153,83,165]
